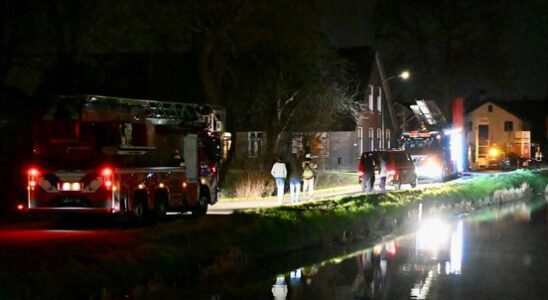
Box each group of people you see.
[358,152,387,193]
[270,153,317,204]
[270,151,389,205]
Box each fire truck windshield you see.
[400,136,441,154]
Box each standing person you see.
[534,146,543,170]
[287,154,303,202]
[378,153,387,193]
[172,148,185,167]
[358,152,375,193]
[302,153,317,198]
[271,156,287,204]
[369,154,376,192]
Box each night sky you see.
[324,0,548,103]
[1,0,547,104]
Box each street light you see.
[383,70,411,83]
[380,70,410,149]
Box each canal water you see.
[178,197,548,300]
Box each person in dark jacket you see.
[358,152,375,193]
[287,153,303,202]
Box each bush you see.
[234,171,275,198]
[315,171,357,189]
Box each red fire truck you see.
[399,100,460,182]
[400,130,458,181]
[24,95,223,219]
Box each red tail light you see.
[27,167,40,191]
[101,167,113,177]
[101,167,114,190]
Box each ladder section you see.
[85,95,223,132]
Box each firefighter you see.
[173,148,185,167]
[120,123,133,146]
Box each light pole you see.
[380,70,410,149]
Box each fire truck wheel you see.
[133,192,148,220]
[410,180,417,188]
[192,190,209,217]
[154,191,168,221]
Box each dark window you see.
[488,105,493,112]
[468,121,473,131]
[504,121,513,132]
[248,132,263,157]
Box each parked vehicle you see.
[368,150,417,189]
[501,152,523,170]
[22,95,224,220]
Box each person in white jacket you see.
[271,156,287,204]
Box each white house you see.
[465,101,529,169]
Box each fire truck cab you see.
[25,95,224,219]
[400,130,456,181]
[400,100,460,182]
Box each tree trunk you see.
[196,30,224,105]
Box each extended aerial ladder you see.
[74,95,224,131]
[409,99,447,131]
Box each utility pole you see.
[376,52,400,140]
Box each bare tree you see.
[225,0,360,156]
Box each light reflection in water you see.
[449,220,464,274]
[415,217,451,258]
[409,218,464,299]
[264,201,548,300]
[410,270,434,300]
[289,268,302,285]
[272,217,466,300]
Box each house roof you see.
[465,99,548,122]
[465,101,521,120]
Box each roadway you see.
[208,174,479,214]
[0,169,530,246]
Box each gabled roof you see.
[465,101,521,120]
[465,99,548,122]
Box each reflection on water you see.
[271,219,465,299]
[270,200,547,300]
[449,220,463,275]
[272,275,288,299]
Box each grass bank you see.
[1,170,547,299]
